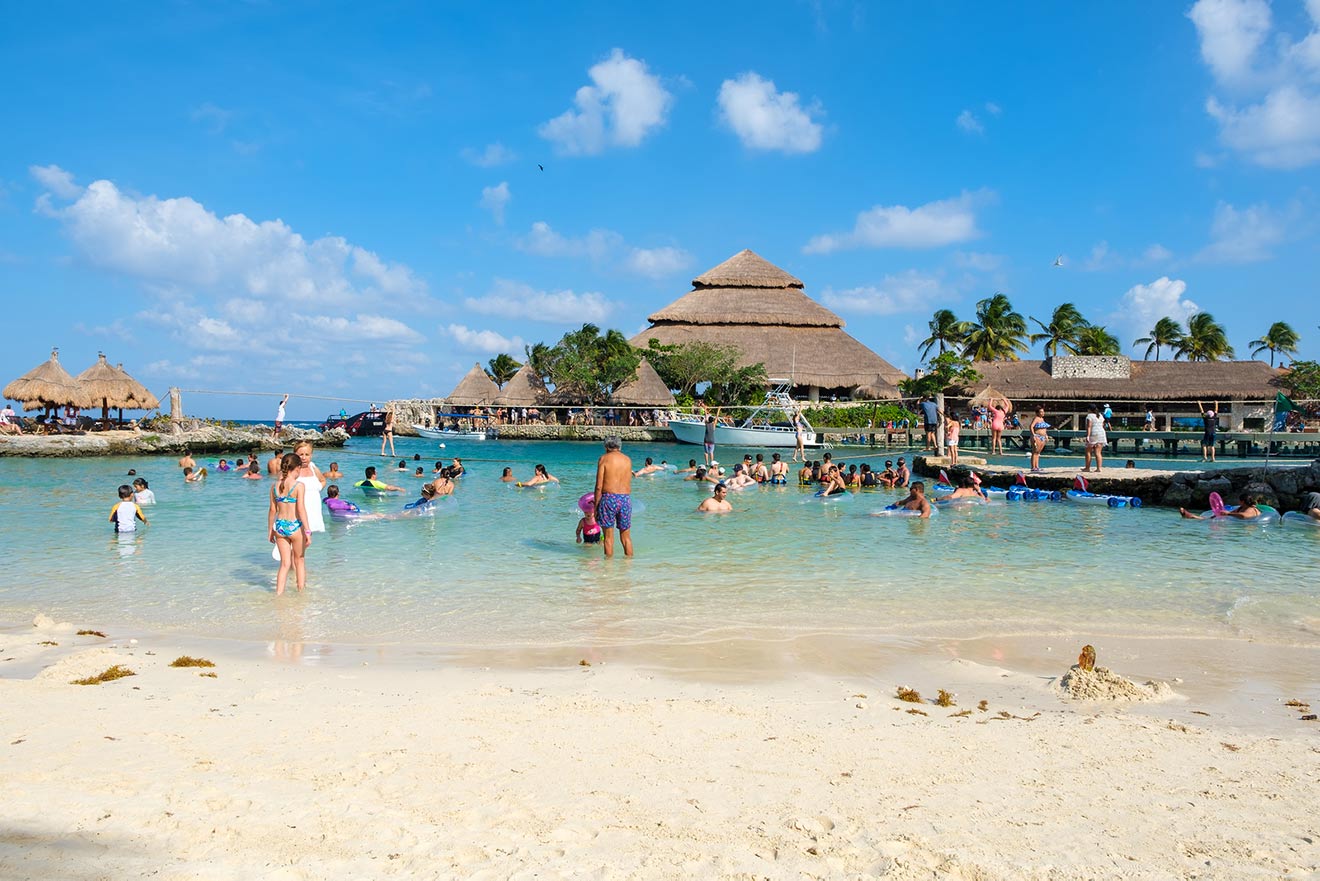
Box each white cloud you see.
[623,246,692,277]
[1142,243,1174,263]
[443,323,525,354]
[462,143,517,167]
[539,49,673,156]
[464,278,613,324]
[1111,277,1199,352]
[804,191,988,253]
[955,110,983,135]
[820,270,954,316]
[1197,200,1291,262]
[952,251,1002,272]
[1206,86,1320,168]
[516,221,691,277]
[31,168,435,386]
[1188,0,1272,85]
[902,324,922,346]
[985,101,1002,116]
[29,164,82,199]
[1189,0,1320,167]
[716,72,823,154]
[1081,240,1175,271]
[190,102,233,134]
[480,181,511,225]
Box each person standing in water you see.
[292,440,327,539]
[268,452,310,595]
[593,436,634,558]
[380,406,396,457]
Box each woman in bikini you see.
[268,452,310,595]
[380,407,396,457]
[1029,407,1050,473]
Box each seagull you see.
[537,164,544,172]
[1052,255,1064,267]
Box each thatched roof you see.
[634,250,907,396]
[956,360,1284,402]
[112,363,160,410]
[3,348,94,409]
[445,363,501,406]
[494,364,549,408]
[75,352,158,411]
[611,359,676,407]
[633,324,905,397]
[693,249,804,289]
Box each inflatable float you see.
[1282,511,1320,527]
[873,503,937,517]
[1065,475,1142,508]
[1196,491,1278,524]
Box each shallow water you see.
[1,438,1317,662]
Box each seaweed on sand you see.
[896,687,922,703]
[935,690,955,707]
[77,630,107,638]
[169,656,215,668]
[71,665,135,686]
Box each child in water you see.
[576,501,602,544]
[322,484,361,516]
[268,452,310,595]
[110,484,149,533]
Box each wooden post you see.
[169,387,182,422]
[935,392,946,456]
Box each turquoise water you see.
[1,437,1318,658]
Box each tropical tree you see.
[918,309,965,362]
[523,342,554,384]
[485,353,522,387]
[960,293,1030,361]
[1074,324,1122,356]
[1029,303,1088,358]
[1175,312,1235,361]
[1248,321,1300,367]
[543,324,642,404]
[1134,317,1185,361]
[898,351,982,398]
[643,339,762,401]
[1280,359,1320,399]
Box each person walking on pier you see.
[1198,401,1219,463]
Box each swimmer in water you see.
[183,466,207,483]
[724,464,757,490]
[518,464,558,487]
[575,500,602,544]
[109,484,148,533]
[935,476,982,503]
[397,460,409,472]
[414,466,426,478]
[768,453,789,485]
[324,462,344,479]
[888,481,932,519]
[322,484,361,516]
[216,458,231,473]
[1180,493,1262,520]
[697,482,733,513]
[675,459,699,475]
[818,465,848,497]
[500,467,516,483]
[131,478,155,505]
[634,457,665,477]
[244,463,263,480]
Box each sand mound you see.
[1056,664,1174,702]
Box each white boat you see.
[667,383,818,449]
[412,425,495,441]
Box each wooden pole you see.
[169,387,182,422]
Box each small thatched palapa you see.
[632,250,906,398]
[76,353,158,415]
[3,348,95,410]
[611,359,675,407]
[494,364,549,408]
[445,363,501,407]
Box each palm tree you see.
[960,293,1029,361]
[486,353,522,387]
[1029,303,1088,358]
[918,309,965,362]
[1134,317,1185,361]
[1075,324,1122,356]
[1175,312,1235,361]
[1248,321,1300,367]
[523,342,555,383]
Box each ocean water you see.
[1,437,1318,663]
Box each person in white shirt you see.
[132,478,156,505]
[0,402,20,434]
[1083,403,1107,472]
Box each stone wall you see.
[1048,355,1131,380]
[0,424,348,458]
[386,399,446,435]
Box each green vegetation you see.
[800,403,917,428]
[485,353,522,387]
[899,352,981,399]
[919,308,966,361]
[1134,317,1185,361]
[1029,303,1087,357]
[1075,324,1122,356]
[1175,312,1235,361]
[1249,322,1300,367]
[71,665,136,686]
[1281,360,1320,399]
[642,339,767,406]
[525,324,642,404]
[960,293,1030,361]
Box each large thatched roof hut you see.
[612,359,676,407]
[3,348,95,410]
[630,249,906,400]
[445,363,501,407]
[953,356,1285,430]
[493,364,549,408]
[111,362,160,410]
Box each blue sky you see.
[2,0,1318,419]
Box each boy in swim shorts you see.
[110,485,148,532]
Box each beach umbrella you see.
[2,347,95,415]
[110,361,159,424]
[76,352,141,422]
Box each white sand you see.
[2,627,1318,881]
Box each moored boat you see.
[668,382,818,448]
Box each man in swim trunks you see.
[893,481,932,519]
[355,465,404,493]
[593,436,633,558]
[697,483,733,513]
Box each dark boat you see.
[319,410,387,436]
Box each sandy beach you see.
[2,621,1316,881]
